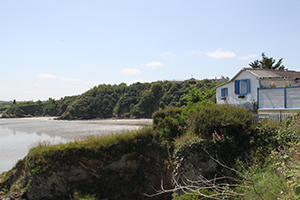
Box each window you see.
[240,80,247,94]
[221,88,228,97]
[235,79,250,95]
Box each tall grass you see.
[25,126,159,175]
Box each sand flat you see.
[11,117,152,125]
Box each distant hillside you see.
[1,79,222,119]
[0,101,12,107]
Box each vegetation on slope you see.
[2,88,300,199]
[154,106,300,199]
[0,79,219,119]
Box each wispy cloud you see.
[38,73,57,80]
[239,54,258,60]
[206,49,236,59]
[120,68,143,75]
[169,54,176,59]
[159,52,171,56]
[185,50,201,55]
[144,61,163,69]
[59,77,81,83]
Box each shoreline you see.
[0,116,153,125]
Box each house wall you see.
[216,71,260,106]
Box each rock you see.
[173,149,217,196]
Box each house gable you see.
[216,70,259,106]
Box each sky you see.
[1,0,300,101]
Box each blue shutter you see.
[235,80,240,94]
[246,79,250,94]
[221,88,225,97]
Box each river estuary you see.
[0,117,151,174]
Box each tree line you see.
[0,79,220,119]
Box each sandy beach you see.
[10,116,153,125]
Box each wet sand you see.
[16,117,153,125]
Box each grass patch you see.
[13,126,171,198]
[25,126,159,169]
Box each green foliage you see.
[0,101,12,108]
[236,166,287,200]
[186,104,255,148]
[152,107,186,143]
[24,127,161,174]
[1,79,220,119]
[5,104,25,117]
[249,52,285,70]
[172,189,218,199]
[173,134,204,158]
[230,116,300,199]
[252,119,282,152]
[0,105,9,114]
[185,88,215,104]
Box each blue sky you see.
[1,0,300,101]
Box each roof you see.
[246,68,300,79]
[216,68,300,88]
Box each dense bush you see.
[187,104,255,146]
[152,107,186,143]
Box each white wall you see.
[216,71,260,105]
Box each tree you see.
[249,53,285,70]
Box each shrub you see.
[152,107,186,143]
[173,134,204,158]
[252,119,282,151]
[186,104,255,145]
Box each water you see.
[0,118,149,174]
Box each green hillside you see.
[1,79,221,119]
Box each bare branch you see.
[145,148,279,199]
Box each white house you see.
[216,68,300,114]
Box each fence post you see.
[257,88,260,109]
[284,87,287,108]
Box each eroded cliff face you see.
[0,135,220,200]
[172,149,217,196]
[0,150,172,200]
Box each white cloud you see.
[159,52,171,56]
[169,54,176,59]
[120,68,143,75]
[145,61,163,69]
[38,73,57,80]
[186,50,201,55]
[239,54,258,60]
[59,77,81,83]
[206,49,236,59]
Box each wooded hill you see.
[0,79,220,119]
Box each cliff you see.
[0,128,173,200]
[0,129,220,200]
